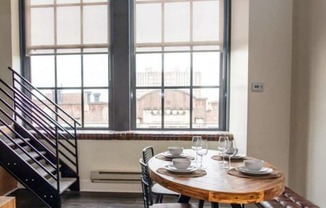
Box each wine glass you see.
[225,140,238,169]
[191,136,202,165]
[217,136,229,167]
[196,139,208,169]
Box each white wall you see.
[78,140,217,192]
[229,0,249,156]
[291,0,326,206]
[0,0,13,82]
[230,0,293,180]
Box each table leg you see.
[231,204,243,208]
[211,202,219,208]
[198,200,205,208]
[178,195,191,203]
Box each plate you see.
[162,151,187,159]
[223,154,246,159]
[236,166,273,175]
[164,165,198,173]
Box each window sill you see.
[77,130,233,141]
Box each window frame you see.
[131,0,230,130]
[19,0,111,130]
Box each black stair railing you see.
[0,67,80,192]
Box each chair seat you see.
[152,203,197,208]
[152,184,179,196]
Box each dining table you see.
[148,149,285,208]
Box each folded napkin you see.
[227,168,282,179]
[157,168,207,178]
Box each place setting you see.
[227,159,282,179]
[157,157,207,178]
[156,146,194,161]
[157,137,209,177]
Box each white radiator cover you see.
[90,170,141,183]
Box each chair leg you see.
[159,195,164,203]
[155,195,161,203]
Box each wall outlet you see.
[251,82,264,92]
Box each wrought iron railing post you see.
[10,68,17,122]
[74,122,79,175]
[55,126,60,192]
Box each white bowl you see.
[168,146,183,156]
[172,158,191,169]
[244,159,264,171]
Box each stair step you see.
[19,151,46,163]
[15,145,31,154]
[5,138,31,147]
[34,163,57,178]
[49,178,77,194]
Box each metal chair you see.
[142,146,180,203]
[140,159,196,208]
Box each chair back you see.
[140,159,153,208]
[142,146,154,164]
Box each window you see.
[134,0,228,129]
[22,0,110,128]
[21,0,230,130]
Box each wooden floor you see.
[9,189,145,208]
[9,189,235,208]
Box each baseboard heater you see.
[90,171,141,183]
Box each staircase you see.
[0,67,80,208]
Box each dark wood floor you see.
[9,189,146,208]
[9,189,233,208]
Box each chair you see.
[140,159,196,208]
[142,146,180,203]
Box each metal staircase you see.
[0,67,80,208]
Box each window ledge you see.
[77,130,233,141]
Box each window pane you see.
[83,5,109,44]
[57,0,80,4]
[84,54,108,87]
[164,53,190,86]
[193,52,220,86]
[31,89,56,126]
[84,89,109,128]
[193,1,220,42]
[30,8,54,46]
[83,0,108,3]
[164,2,190,42]
[31,56,55,87]
[57,6,81,45]
[164,89,190,129]
[192,88,219,128]
[136,54,162,87]
[135,3,161,43]
[57,89,82,126]
[57,55,81,87]
[136,89,162,128]
[30,0,53,5]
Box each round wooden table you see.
[148,149,285,206]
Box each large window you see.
[21,0,230,130]
[134,0,227,129]
[22,0,110,128]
